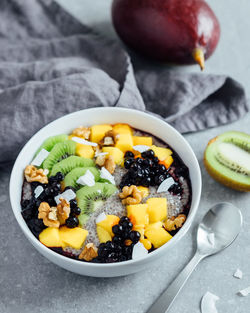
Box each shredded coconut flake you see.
[31,149,50,167]
[76,170,95,187]
[43,169,49,176]
[100,167,115,185]
[96,212,107,224]
[207,233,215,246]
[71,136,97,147]
[238,286,250,297]
[54,189,76,205]
[95,151,108,158]
[201,291,219,313]
[157,177,175,193]
[233,269,243,279]
[133,145,150,153]
[34,185,44,198]
[132,242,148,260]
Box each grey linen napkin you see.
[0,0,248,164]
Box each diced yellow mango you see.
[145,228,172,248]
[59,226,88,249]
[115,133,134,152]
[39,227,63,247]
[113,124,132,135]
[137,186,149,198]
[160,155,174,169]
[146,198,167,223]
[96,225,112,243]
[151,145,172,161]
[126,204,149,226]
[76,144,94,159]
[133,136,153,146]
[102,147,124,165]
[90,124,112,143]
[140,238,152,250]
[145,222,163,233]
[96,215,120,236]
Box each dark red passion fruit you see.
[112,0,220,70]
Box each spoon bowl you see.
[197,202,243,256]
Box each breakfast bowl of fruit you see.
[10,107,201,277]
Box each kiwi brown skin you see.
[204,137,250,192]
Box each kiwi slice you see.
[35,134,68,155]
[204,131,250,191]
[42,140,76,172]
[76,183,117,226]
[62,167,100,190]
[50,156,95,177]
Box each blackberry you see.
[168,183,183,195]
[71,206,81,215]
[112,224,123,235]
[141,149,155,159]
[129,231,141,243]
[124,151,134,159]
[65,216,79,228]
[124,158,135,169]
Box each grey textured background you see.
[1,0,250,312]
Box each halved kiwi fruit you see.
[35,134,68,155]
[76,183,117,226]
[42,140,76,172]
[62,167,100,190]
[50,156,95,177]
[204,131,250,191]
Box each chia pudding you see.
[20,123,191,263]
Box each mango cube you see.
[146,198,167,223]
[126,204,149,226]
[96,225,112,243]
[113,123,132,135]
[137,186,149,198]
[151,145,172,161]
[90,124,112,143]
[76,144,94,159]
[161,155,174,169]
[145,228,172,248]
[102,147,124,165]
[115,133,134,152]
[145,222,163,233]
[96,215,120,236]
[39,227,63,247]
[59,226,88,249]
[133,136,153,146]
[140,238,152,250]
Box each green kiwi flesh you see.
[50,156,95,177]
[35,134,68,155]
[204,131,250,191]
[76,183,117,226]
[42,140,76,172]
[63,167,100,189]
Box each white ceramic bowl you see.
[10,107,201,277]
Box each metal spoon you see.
[147,202,243,313]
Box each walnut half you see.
[38,202,60,228]
[164,214,186,232]
[99,130,119,147]
[79,243,98,261]
[71,126,90,139]
[119,185,142,205]
[24,165,48,184]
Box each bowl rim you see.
[9,107,201,269]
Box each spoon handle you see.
[146,252,204,313]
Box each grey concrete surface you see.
[1,0,250,312]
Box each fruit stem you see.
[192,48,205,71]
